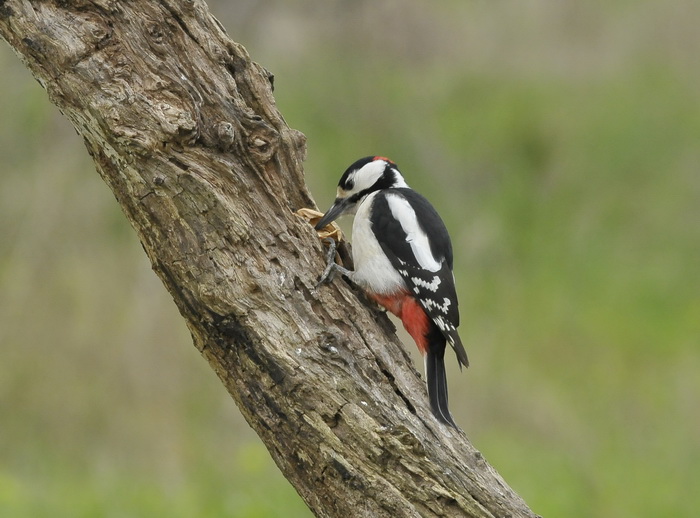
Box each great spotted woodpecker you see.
[315,156,468,427]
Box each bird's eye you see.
[345,180,354,190]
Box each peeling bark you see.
[1,2,539,517]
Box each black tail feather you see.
[449,331,469,370]
[426,349,457,427]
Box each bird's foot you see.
[317,238,353,288]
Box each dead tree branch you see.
[0,1,538,516]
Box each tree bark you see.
[1,2,538,517]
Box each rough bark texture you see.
[1,2,539,517]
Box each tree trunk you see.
[0,2,538,517]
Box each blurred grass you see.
[2,1,699,517]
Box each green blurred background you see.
[2,1,699,516]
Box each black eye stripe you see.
[348,189,369,204]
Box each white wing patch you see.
[411,275,441,292]
[433,315,457,334]
[386,194,442,272]
[422,297,452,314]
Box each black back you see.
[369,188,468,367]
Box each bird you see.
[314,156,468,427]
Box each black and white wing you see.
[370,188,469,368]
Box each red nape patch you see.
[369,292,429,355]
[373,156,395,165]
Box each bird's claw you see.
[316,237,339,287]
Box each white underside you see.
[351,192,406,295]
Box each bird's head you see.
[315,156,407,230]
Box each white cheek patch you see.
[353,161,385,192]
[386,194,442,272]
